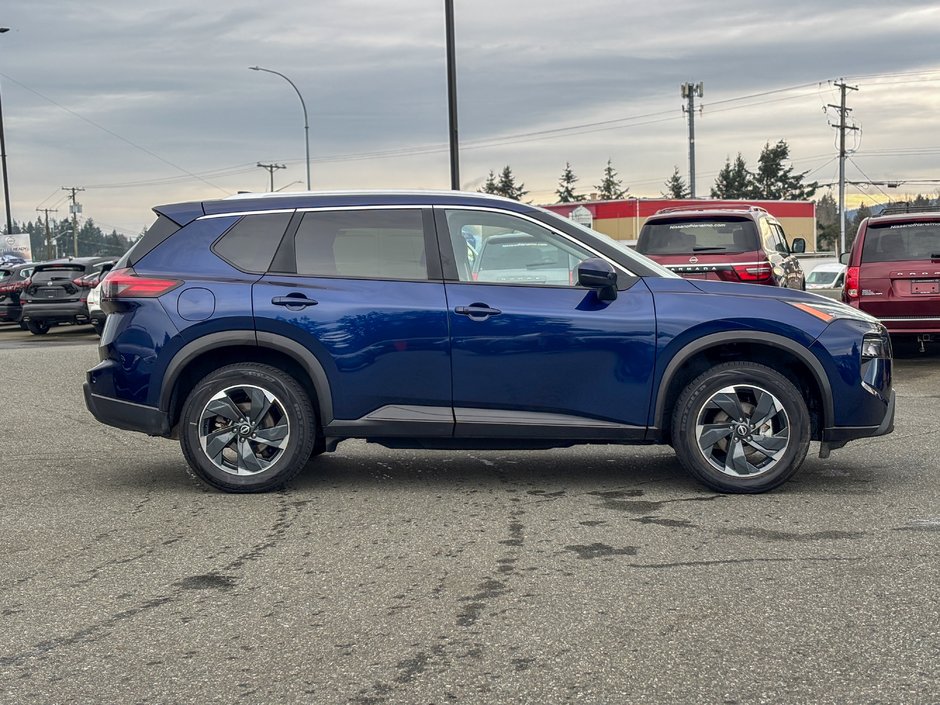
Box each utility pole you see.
[829,80,859,257]
[256,162,286,192]
[681,82,703,199]
[62,186,84,257]
[0,27,12,236]
[444,0,460,190]
[36,207,57,260]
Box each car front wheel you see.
[179,363,317,493]
[672,361,810,493]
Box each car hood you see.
[688,279,823,304]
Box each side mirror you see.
[839,252,850,265]
[791,238,806,254]
[577,258,618,301]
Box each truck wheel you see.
[179,363,317,493]
[672,361,810,493]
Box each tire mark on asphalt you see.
[0,492,298,672]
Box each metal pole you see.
[830,80,858,257]
[249,67,310,189]
[0,79,12,235]
[0,28,11,235]
[444,0,460,190]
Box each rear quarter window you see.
[861,221,940,263]
[213,212,292,272]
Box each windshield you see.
[806,270,840,286]
[862,221,940,263]
[637,217,759,255]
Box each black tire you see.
[179,363,317,493]
[27,320,50,335]
[18,321,27,330]
[672,361,810,494]
[91,320,104,337]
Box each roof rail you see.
[654,204,769,215]
[876,203,940,217]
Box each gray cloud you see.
[2,0,938,232]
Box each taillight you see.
[845,266,860,300]
[72,277,94,288]
[101,268,182,300]
[732,263,773,282]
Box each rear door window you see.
[294,209,429,280]
[861,221,940,263]
[637,217,758,255]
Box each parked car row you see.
[0,256,117,335]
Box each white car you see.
[805,262,846,300]
[87,271,107,336]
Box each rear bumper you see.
[21,301,90,324]
[83,382,171,436]
[878,318,940,335]
[0,302,21,322]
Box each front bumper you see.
[83,382,171,436]
[819,389,895,457]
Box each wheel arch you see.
[654,332,832,443]
[159,331,333,433]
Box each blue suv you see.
[84,191,894,494]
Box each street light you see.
[249,66,310,190]
[0,27,13,236]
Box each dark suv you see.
[20,258,114,335]
[84,191,893,494]
[842,209,940,350]
[0,262,34,326]
[637,205,806,288]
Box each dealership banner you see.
[1,233,32,262]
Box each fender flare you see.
[654,331,833,431]
[159,330,334,425]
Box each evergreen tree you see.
[479,170,500,195]
[595,159,627,200]
[555,162,585,203]
[662,166,690,199]
[815,191,839,252]
[496,165,527,201]
[711,154,752,199]
[749,140,819,200]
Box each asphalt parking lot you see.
[1,324,938,704]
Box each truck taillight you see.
[101,268,182,300]
[732,264,773,283]
[845,266,860,300]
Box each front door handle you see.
[455,303,502,318]
[272,294,318,309]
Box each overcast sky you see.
[2,0,939,235]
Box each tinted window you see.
[128,215,180,266]
[214,212,292,272]
[862,221,940,263]
[295,209,427,280]
[637,217,758,255]
[806,270,840,286]
[33,267,83,284]
[770,223,790,254]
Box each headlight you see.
[861,333,891,360]
[787,299,879,325]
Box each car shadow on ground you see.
[99,442,895,499]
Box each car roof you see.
[646,207,769,221]
[868,211,940,225]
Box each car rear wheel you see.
[179,363,317,493]
[26,320,50,335]
[672,362,810,493]
[91,320,104,337]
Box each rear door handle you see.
[272,294,318,308]
[455,304,502,318]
